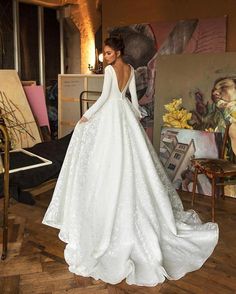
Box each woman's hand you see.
[79,116,88,124]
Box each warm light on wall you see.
[79,32,97,74]
[87,36,96,73]
[69,0,101,74]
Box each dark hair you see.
[104,36,125,55]
[213,77,236,88]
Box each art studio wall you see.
[107,17,226,141]
[102,0,236,144]
[102,1,236,200]
[102,0,236,51]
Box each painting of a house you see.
[161,129,196,182]
[160,127,222,196]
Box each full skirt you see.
[43,97,218,286]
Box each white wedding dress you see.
[43,65,219,287]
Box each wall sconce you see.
[88,49,103,74]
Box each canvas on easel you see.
[0,70,42,149]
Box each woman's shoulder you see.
[104,65,112,72]
[103,65,114,78]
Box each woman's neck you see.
[111,57,125,68]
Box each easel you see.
[0,123,10,260]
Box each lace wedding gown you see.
[43,65,219,286]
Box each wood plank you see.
[0,190,236,293]
[0,255,42,277]
[0,275,20,294]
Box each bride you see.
[42,36,218,287]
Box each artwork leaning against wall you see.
[108,16,226,142]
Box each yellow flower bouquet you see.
[163,98,193,129]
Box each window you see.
[168,163,176,170]
[174,153,181,160]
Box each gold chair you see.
[191,123,236,222]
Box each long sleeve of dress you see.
[83,66,112,120]
[129,71,142,119]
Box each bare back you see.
[112,63,131,93]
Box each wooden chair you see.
[191,123,236,222]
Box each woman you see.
[43,36,218,287]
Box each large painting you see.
[153,52,236,149]
[160,127,223,196]
[108,17,226,141]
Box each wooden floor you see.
[0,188,236,294]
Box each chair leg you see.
[1,225,8,260]
[211,177,216,222]
[192,169,198,207]
[221,178,225,200]
[1,191,9,260]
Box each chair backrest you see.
[229,123,236,157]
[79,90,101,117]
[220,123,230,159]
[220,123,236,162]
